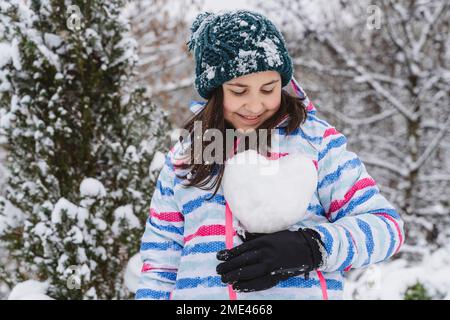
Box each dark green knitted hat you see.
[186,10,293,99]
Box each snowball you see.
[124,253,142,293]
[80,178,106,198]
[8,280,53,300]
[222,150,317,233]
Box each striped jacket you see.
[135,79,405,300]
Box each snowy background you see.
[1,0,449,300]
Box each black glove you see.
[216,228,325,292]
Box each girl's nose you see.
[245,101,265,115]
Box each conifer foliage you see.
[0,0,171,299]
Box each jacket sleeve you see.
[135,151,184,300]
[309,126,405,273]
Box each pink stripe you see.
[312,159,318,170]
[373,213,404,255]
[225,202,237,300]
[169,291,173,300]
[150,208,184,222]
[327,178,377,220]
[184,224,229,243]
[290,79,316,113]
[291,79,301,96]
[323,127,340,139]
[266,152,289,160]
[225,140,239,300]
[316,271,328,300]
[344,265,352,272]
[141,263,178,273]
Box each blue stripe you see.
[174,275,343,291]
[156,179,174,196]
[367,208,401,220]
[182,194,225,215]
[276,127,323,144]
[318,136,347,162]
[176,276,226,289]
[318,157,361,189]
[174,175,184,186]
[278,277,342,290]
[332,188,378,221]
[306,108,317,115]
[182,241,225,256]
[140,241,183,251]
[309,115,331,127]
[148,217,184,235]
[337,228,355,271]
[308,204,326,217]
[356,218,374,266]
[315,225,333,255]
[164,155,174,171]
[135,288,170,299]
[155,271,177,282]
[376,216,396,260]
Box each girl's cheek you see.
[223,96,242,113]
[264,95,281,110]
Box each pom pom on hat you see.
[187,12,215,52]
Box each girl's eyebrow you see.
[226,79,279,87]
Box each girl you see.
[135,9,405,300]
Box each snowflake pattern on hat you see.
[187,10,293,99]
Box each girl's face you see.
[223,71,282,132]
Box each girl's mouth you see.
[237,113,262,124]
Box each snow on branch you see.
[410,114,450,172]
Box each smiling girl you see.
[135,9,405,300]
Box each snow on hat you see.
[186,10,294,99]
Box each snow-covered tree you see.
[258,0,450,253]
[125,0,203,127]
[0,0,171,299]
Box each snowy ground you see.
[343,245,450,300]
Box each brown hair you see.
[174,86,308,200]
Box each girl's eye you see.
[231,89,274,96]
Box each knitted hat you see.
[186,10,293,99]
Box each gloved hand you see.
[216,228,325,292]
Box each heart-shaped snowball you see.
[222,149,318,234]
